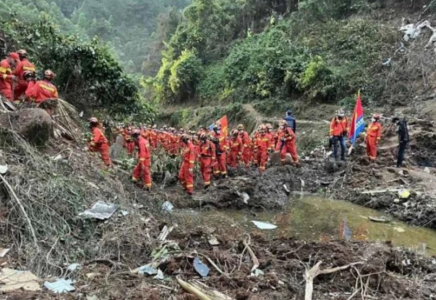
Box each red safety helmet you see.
[89,117,98,123]
[8,52,19,61]
[44,70,56,80]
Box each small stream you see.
[174,195,436,256]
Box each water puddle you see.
[174,196,436,256]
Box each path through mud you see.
[174,195,436,256]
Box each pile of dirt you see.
[0,108,53,146]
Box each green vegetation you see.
[149,0,398,115]
[0,0,191,74]
[1,16,153,119]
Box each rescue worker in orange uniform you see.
[199,132,216,189]
[149,125,158,149]
[125,125,135,156]
[88,117,112,167]
[254,125,272,172]
[212,126,229,178]
[228,129,242,168]
[13,50,36,100]
[265,123,275,152]
[365,114,383,161]
[0,52,19,101]
[238,124,251,168]
[179,134,196,195]
[275,120,299,166]
[132,128,152,190]
[26,70,58,115]
[329,110,348,161]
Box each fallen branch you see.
[304,261,363,300]
[242,235,259,272]
[177,277,234,300]
[0,174,39,251]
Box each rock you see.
[0,108,53,146]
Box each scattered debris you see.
[399,189,410,199]
[86,296,99,300]
[67,263,81,272]
[0,268,41,292]
[78,201,118,220]
[0,165,7,174]
[86,182,100,190]
[208,236,220,246]
[194,257,210,278]
[283,184,290,193]
[368,216,390,223]
[424,167,430,174]
[44,278,75,294]
[137,265,158,276]
[0,248,10,258]
[162,201,174,213]
[394,227,406,233]
[52,154,63,161]
[158,225,174,241]
[176,277,233,300]
[154,269,165,280]
[120,210,129,216]
[86,272,102,279]
[251,221,277,230]
[241,192,250,204]
[251,269,264,277]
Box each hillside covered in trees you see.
[147,0,436,119]
[0,0,191,74]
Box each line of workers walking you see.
[87,110,386,195]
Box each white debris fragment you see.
[79,201,118,220]
[44,279,75,293]
[251,221,277,230]
[0,165,8,174]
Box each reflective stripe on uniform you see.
[40,84,55,92]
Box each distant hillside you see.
[0,0,191,74]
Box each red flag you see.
[349,91,364,145]
[218,115,228,137]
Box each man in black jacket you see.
[392,117,410,168]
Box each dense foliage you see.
[1,16,153,119]
[0,0,191,74]
[150,0,400,112]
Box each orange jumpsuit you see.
[13,58,35,99]
[251,133,260,165]
[169,134,180,155]
[366,122,382,161]
[228,136,242,168]
[199,140,216,186]
[276,127,298,164]
[239,131,251,167]
[89,127,112,167]
[0,59,14,101]
[132,136,152,188]
[330,117,347,137]
[213,133,229,176]
[149,130,158,149]
[125,129,135,156]
[255,134,271,172]
[26,79,58,103]
[179,140,196,194]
